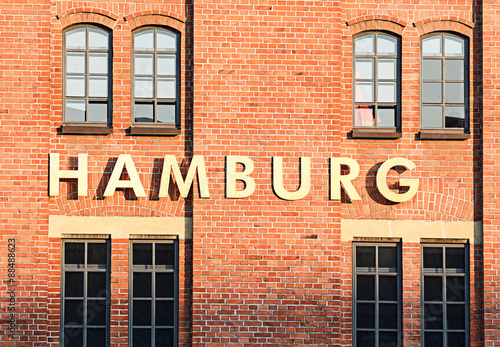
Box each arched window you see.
[64,25,111,127]
[421,33,468,131]
[132,27,180,129]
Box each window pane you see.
[354,105,374,127]
[356,303,375,328]
[378,34,397,55]
[158,78,176,98]
[89,76,108,97]
[356,331,375,347]
[66,100,86,122]
[133,300,152,326]
[355,82,374,102]
[88,272,107,298]
[424,332,442,347]
[356,246,375,268]
[424,276,442,301]
[445,82,464,103]
[88,243,107,266]
[88,102,107,122]
[65,272,84,297]
[89,53,108,74]
[378,59,396,80]
[446,248,466,271]
[64,299,84,325]
[135,103,154,123]
[66,28,86,49]
[356,275,375,300]
[423,247,443,269]
[378,82,396,103]
[135,54,154,75]
[424,303,443,329]
[355,34,375,55]
[446,276,466,302]
[377,107,396,127]
[423,82,442,103]
[155,300,175,326]
[447,304,465,329]
[355,59,373,79]
[65,243,85,265]
[64,328,83,347]
[157,30,177,51]
[378,247,397,269]
[422,106,443,128]
[135,30,154,51]
[156,329,175,346]
[379,276,397,301]
[157,104,176,124]
[423,59,442,80]
[134,273,152,298]
[156,243,175,266]
[379,303,398,329]
[158,55,176,75]
[67,52,85,74]
[87,328,106,347]
[423,35,442,56]
[156,273,175,298]
[67,76,85,97]
[133,329,151,347]
[445,107,465,128]
[446,60,464,81]
[448,332,466,347]
[87,300,106,325]
[445,35,464,57]
[379,332,398,347]
[133,243,153,266]
[89,28,109,50]
[135,77,154,98]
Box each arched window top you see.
[422,33,465,58]
[65,25,110,51]
[354,32,398,57]
[133,27,178,52]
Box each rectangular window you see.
[130,240,178,346]
[62,240,110,347]
[421,244,469,347]
[353,243,402,347]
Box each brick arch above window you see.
[413,17,475,37]
[57,8,119,30]
[347,15,407,36]
[125,11,186,32]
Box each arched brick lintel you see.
[125,11,186,32]
[57,9,119,30]
[347,16,407,36]
[414,17,475,37]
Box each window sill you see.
[351,128,402,139]
[419,129,470,140]
[61,124,112,135]
[130,124,181,136]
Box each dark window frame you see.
[419,32,470,139]
[420,243,470,347]
[61,239,111,347]
[62,24,113,134]
[128,240,179,347]
[130,27,181,136]
[352,242,402,347]
[352,31,402,139]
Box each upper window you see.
[353,32,400,130]
[132,28,180,127]
[64,26,111,125]
[421,33,468,130]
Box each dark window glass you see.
[64,328,83,347]
[423,247,443,269]
[87,328,106,347]
[133,300,152,326]
[357,275,375,300]
[88,243,107,266]
[446,276,465,302]
[356,331,375,347]
[65,272,84,297]
[156,301,175,326]
[65,243,85,265]
[379,303,398,329]
[133,243,153,266]
[424,276,442,301]
[379,331,398,347]
[379,276,397,301]
[64,299,84,325]
[156,273,175,298]
[88,272,107,297]
[156,243,175,266]
[87,300,107,325]
[155,329,175,346]
[356,246,375,268]
[446,247,465,270]
[134,273,152,298]
[378,247,397,268]
[133,328,152,347]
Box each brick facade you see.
[0,0,494,346]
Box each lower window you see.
[421,244,469,347]
[353,243,402,347]
[62,240,110,347]
[130,240,178,346]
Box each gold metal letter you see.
[330,158,361,201]
[49,153,88,197]
[376,158,419,202]
[226,156,255,198]
[159,155,210,198]
[272,157,310,200]
[103,154,146,197]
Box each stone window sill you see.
[130,124,181,136]
[61,123,112,135]
[419,129,470,140]
[351,128,402,139]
